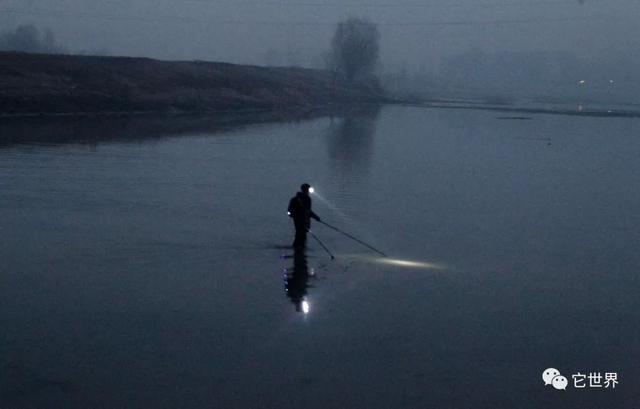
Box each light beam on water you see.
[311,189,354,224]
[342,254,447,270]
[376,258,446,270]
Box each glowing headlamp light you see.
[301,299,310,314]
[308,187,315,194]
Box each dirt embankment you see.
[0,52,387,116]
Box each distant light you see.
[578,80,586,85]
[609,80,615,84]
[301,300,310,314]
[309,187,315,194]
[287,211,291,216]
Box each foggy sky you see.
[2,0,639,69]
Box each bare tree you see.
[0,24,66,54]
[330,17,380,82]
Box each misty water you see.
[1,106,639,409]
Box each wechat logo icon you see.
[543,368,567,390]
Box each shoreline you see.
[2,99,638,121]
[2,52,637,120]
[0,101,392,120]
[403,100,640,119]
[0,52,388,117]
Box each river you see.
[1,105,639,408]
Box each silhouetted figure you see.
[284,248,312,313]
[287,183,321,249]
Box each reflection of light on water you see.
[377,258,446,270]
[341,254,446,270]
[301,299,310,314]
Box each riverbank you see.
[0,52,387,116]
[407,99,640,118]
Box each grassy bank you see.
[0,52,387,116]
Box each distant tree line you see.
[327,17,380,83]
[0,24,66,54]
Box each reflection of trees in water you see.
[0,115,242,148]
[324,105,381,227]
[326,106,380,173]
[0,109,343,148]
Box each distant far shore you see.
[0,52,389,117]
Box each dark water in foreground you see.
[1,106,639,409]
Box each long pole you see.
[318,220,387,257]
[308,231,335,260]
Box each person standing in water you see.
[288,183,321,249]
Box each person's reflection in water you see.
[283,248,314,314]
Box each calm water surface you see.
[1,106,639,408]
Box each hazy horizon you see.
[1,1,638,64]
[2,0,639,102]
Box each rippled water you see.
[1,106,639,408]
